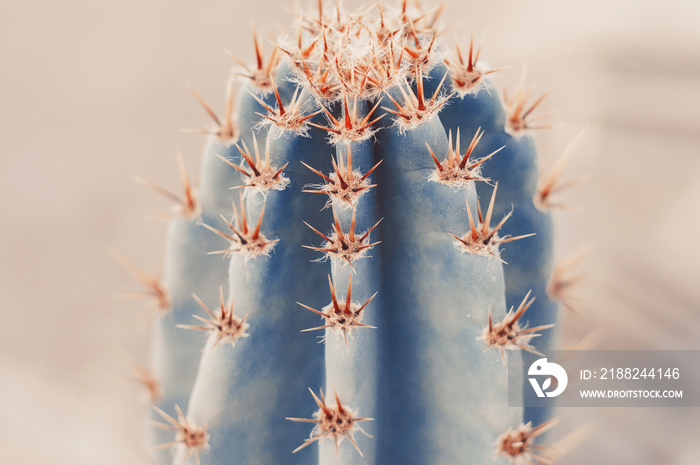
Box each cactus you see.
[122,1,584,464]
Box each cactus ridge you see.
[304,206,382,268]
[120,1,589,463]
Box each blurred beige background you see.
[1,0,700,463]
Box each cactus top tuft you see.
[260,0,482,106]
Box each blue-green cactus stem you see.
[437,70,558,426]
[139,5,571,464]
[317,138,381,464]
[149,137,245,464]
[472,130,557,427]
[182,123,334,465]
[372,116,521,465]
[150,219,232,464]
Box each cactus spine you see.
[122,2,584,464]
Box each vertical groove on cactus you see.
[122,2,590,463]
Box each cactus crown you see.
[268,1,456,109]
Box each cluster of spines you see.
[495,418,560,465]
[217,135,290,195]
[152,405,210,465]
[186,78,237,142]
[287,387,373,456]
[444,35,503,96]
[451,183,535,262]
[178,286,250,350]
[116,1,591,463]
[297,274,377,344]
[427,127,503,187]
[302,145,382,207]
[112,250,171,315]
[480,291,556,363]
[304,206,382,269]
[200,198,278,259]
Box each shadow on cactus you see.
[121,1,588,464]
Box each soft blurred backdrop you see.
[1,0,699,463]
